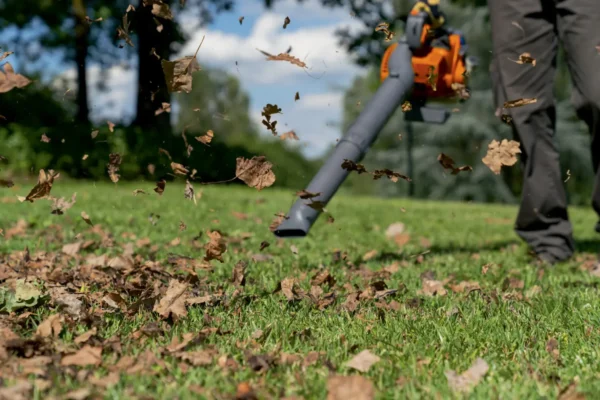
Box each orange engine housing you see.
[380,28,466,100]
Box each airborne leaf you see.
[0,62,32,93]
[107,153,121,183]
[22,170,60,202]
[256,49,307,68]
[482,139,521,174]
[162,37,204,93]
[437,153,473,175]
[236,156,276,190]
[503,98,537,108]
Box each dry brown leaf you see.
[236,156,276,190]
[427,66,438,91]
[161,37,204,93]
[239,16,244,25]
[0,179,14,188]
[418,279,448,297]
[257,49,307,68]
[0,51,13,61]
[62,241,82,256]
[195,129,214,145]
[503,98,537,108]
[204,230,227,262]
[445,358,489,393]
[36,314,63,338]
[283,16,291,28]
[175,350,215,366]
[558,382,586,400]
[22,169,60,202]
[91,129,99,138]
[327,375,375,400]
[270,212,288,232]
[154,102,171,115]
[261,103,282,135]
[150,1,173,19]
[184,180,196,204]
[107,153,121,183]
[281,130,299,140]
[117,13,134,47]
[154,179,166,195]
[232,260,247,287]
[296,189,321,199]
[546,337,560,359]
[74,327,98,345]
[51,193,77,215]
[345,350,380,373]
[294,91,300,101]
[372,168,411,182]
[153,279,189,321]
[375,21,395,41]
[510,52,536,66]
[171,162,189,176]
[81,211,93,226]
[0,62,32,93]
[107,121,115,132]
[482,139,521,174]
[40,133,51,143]
[341,159,368,174]
[362,249,378,261]
[0,380,32,400]
[438,153,473,175]
[401,101,412,112]
[82,154,88,160]
[61,345,103,367]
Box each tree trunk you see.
[133,2,172,133]
[72,0,89,124]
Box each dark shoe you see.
[533,251,571,266]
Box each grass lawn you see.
[1,181,599,399]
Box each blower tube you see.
[273,40,415,238]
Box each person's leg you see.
[556,0,600,233]
[488,0,575,262]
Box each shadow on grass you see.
[575,239,600,254]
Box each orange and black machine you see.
[274,0,477,237]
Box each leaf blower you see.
[273,0,478,238]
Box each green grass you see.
[1,181,599,399]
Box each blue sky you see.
[44,0,371,158]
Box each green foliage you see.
[0,279,46,313]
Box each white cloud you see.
[297,92,344,110]
[179,12,364,84]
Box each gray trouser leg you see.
[488,0,575,260]
[555,0,600,233]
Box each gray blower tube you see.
[273,40,415,238]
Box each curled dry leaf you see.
[133,189,147,196]
[341,159,368,174]
[510,52,536,66]
[195,129,214,145]
[236,156,276,190]
[427,66,438,91]
[375,21,395,41]
[372,168,411,182]
[81,211,93,226]
[149,1,173,19]
[21,169,60,202]
[445,358,489,393]
[40,133,51,143]
[296,189,321,199]
[36,314,63,338]
[239,16,244,25]
[117,12,134,47]
[153,279,189,321]
[154,179,166,195]
[171,162,189,176]
[283,16,291,28]
[204,230,227,262]
[270,212,288,232]
[280,130,299,140]
[0,62,32,93]
[257,49,307,68]
[345,350,380,373]
[482,139,521,175]
[438,153,473,175]
[184,180,196,204]
[51,193,77,215]
[0,51,13,61]
[451,83,470,100]
[154,102,171,115]
[91,129,99,138]
[401,101,412,112]
[107,121,115,132]
[162,36,203,93]
[107,153,122,183]
[261,103,282,135]
[503,98,537,108]
[295,91,300,101]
